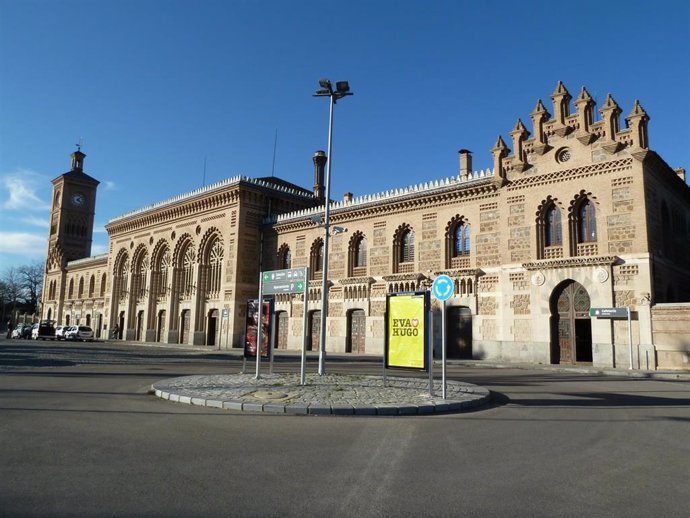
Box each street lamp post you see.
[313,78,353,376]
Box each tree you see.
[1,261,44,318]
[18,261,44,310]
[2,266,23,313]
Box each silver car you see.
[65,325,94,342]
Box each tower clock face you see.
[71,193,85,206]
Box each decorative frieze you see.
[523,255,618,270]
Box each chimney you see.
[343,192,353,202]
[312,150,327,200]
[676,168,686,182]
[459,149,472,180]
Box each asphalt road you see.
[1,339,688,518]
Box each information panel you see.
[244,298,274,359]
[385,292,429,371]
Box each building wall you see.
[40,83,689,370]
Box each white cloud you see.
[0,231,47,257]
[0,169,50,211]
[104,180,116,191]
[93,223,108,234]
[19,216,49,228]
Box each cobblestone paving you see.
[152,373,491,415]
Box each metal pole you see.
[301,267,309,385]
[318,95,335,376]
[428,298,434,397]
[442,299,447,399]
[628,307,634,370]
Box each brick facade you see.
[40,82,690,369]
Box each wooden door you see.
[446,306,472,359]
[348,310,366,353]
[277,312,288,349]
[157,310,166,342]
[180,310,190,344]
[309,311,321,351]
[552,281,591,364]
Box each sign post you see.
[432,274,454,399]
[589,307,634,369]
[261,267,308,383]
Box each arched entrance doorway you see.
[118,311,125,339]
[180,310,190,344]
[207,309,218,346]
[136,310,144,341]
[446,306,472,359]
[550,280,592,364]
[156,310,166,342]
[346,309,366,353]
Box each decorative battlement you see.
[270,167,495,225]
[493,81,650,178]
[109,175,316,224]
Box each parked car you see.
[11,324,31,339]
[65,325,94,342]
[32,320,56,340]
[55,325,68,340]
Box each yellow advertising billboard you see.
[385,292,429,370]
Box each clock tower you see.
[46,149,100,270]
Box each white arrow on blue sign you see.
[431,274,454,301]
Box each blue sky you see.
[1,0,688,271]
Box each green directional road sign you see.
[589,307,629,319]
[262,268,307,295]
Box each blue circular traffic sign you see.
[431,275,454,301]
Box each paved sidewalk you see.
[152,372,491,416]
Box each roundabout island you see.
[152,372,491,416]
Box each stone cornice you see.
[382,273,428,282]
[338,276,376,285]
[432,268,485,278]
[522,255,619,271]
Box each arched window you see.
[577,200,596,243]
[401,230,414,263]
[134,252,149,301]
[537,199,564,260]
[100,273,107,296]
[357,238,367,267]
[181,244,195,299]
[204,236,223,297]
[278,244,291,270]
[78,277,84,298]
[68,278,74,299]
[310,239,324,280]
[393,225,415,273]
[348,233,367,277]
[88,275,95,297]
[545,205,562,247]
[153,245,170,298]
[454,223,471,257]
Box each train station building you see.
[40,82,690,370]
